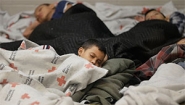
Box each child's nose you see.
[150,15,155,19]
[91,59,96,65]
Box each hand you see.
[177,38,185,44]
[23,20,40,38]
[135,15,145,22]
[165,15,170,22]
[31,20,40,28]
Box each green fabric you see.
[72,58,136,105]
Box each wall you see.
[0,0,184,15]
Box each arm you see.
[23,20,40,39]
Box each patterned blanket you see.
[0,40,108,105]
[136,44,185,80]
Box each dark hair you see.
[145,9,166,18]
[81,39,106,54]
[35,3,50,10]
[39,3,50,6]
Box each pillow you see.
[160,1,178,16]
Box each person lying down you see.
[0,39,109,105]
[135,8,185,35]
[23,0,75,38]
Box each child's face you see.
[145,10,166,20]
[78,46,106,67]
[34,4,52,23]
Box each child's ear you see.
[78,47,84,56]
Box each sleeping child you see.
[122,9,185,35]
[78,39,107,67]
[144,9,185,35]
[0,38,107,67]
[23,0,75,38]
[0,38,110,105]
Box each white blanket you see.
[0,40,108,105]
[116,63,185,105]
[0,10,35,42]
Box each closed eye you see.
[154,13,159,15]
[39,7,42,12]
[90,55,95,58]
